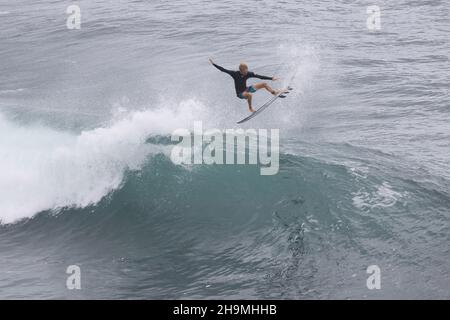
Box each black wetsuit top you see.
[212,63,272,96]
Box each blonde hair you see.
[239,62,248,72]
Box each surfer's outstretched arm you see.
[248,72,279,81]
[209,58,233,75]
[249,73,273,80]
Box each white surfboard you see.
[236,87,292,124]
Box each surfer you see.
[209,58,283,113]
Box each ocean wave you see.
[0,98,209,224]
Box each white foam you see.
[269,41,321,129]
[0,98,208,224]
[352,182,405,210]
[276,42,320,97]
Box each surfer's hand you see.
[272,76,280,81]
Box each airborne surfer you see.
[209,58,286,113]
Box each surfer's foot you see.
[249,107,256,113]
[273,88,287,95]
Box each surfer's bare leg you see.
[243,92,256,112]
[253,82,278,95]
